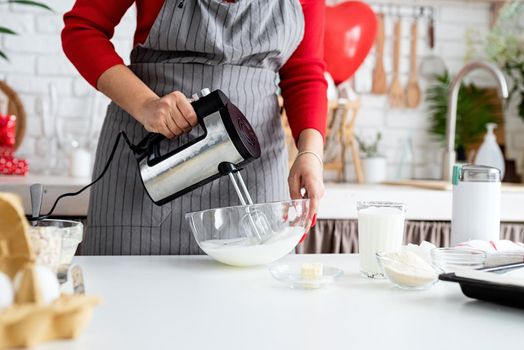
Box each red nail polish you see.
[311,214,317,227]
[299,233,307,244]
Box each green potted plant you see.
[484,1,524,122]
[0,0,52,60]
[426,72,500,160]
[355,132,387,184]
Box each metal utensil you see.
[227,170,273,243]
[388,17,405,108]
[70,264,85,294]
[419,11,447,80]
[30,184,44,226]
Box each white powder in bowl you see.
[382,251,439,288]
[28,226,62,271]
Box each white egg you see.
[14,265,60,305]
[0,271,14,310]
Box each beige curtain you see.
[296,220,524,254]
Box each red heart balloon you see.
[324,2,377,84]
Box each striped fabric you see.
[84,0,305,255]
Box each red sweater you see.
[62,0,327,140]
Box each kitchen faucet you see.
[442,61,509,181]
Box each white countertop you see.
[1,175,524,222]
[38,254,524,350]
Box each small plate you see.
[268,263,344,289]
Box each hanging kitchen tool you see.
[388,16,405,108]
[406,17,422,108]
[372,13,387,94]
[419,7,447,80]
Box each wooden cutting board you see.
[383,180,524,192]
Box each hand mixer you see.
[29,89,273,242]
[133,88,271,241]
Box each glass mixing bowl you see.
[186,199,310,267]
[28,219,83,283]
[376,252,444,290]
[431,247,487,273]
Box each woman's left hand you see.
[288,129,325,231]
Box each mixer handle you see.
[218,162,241,175]
[133,89,231,159]
[134,132,165,154]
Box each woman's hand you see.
[139,91,198,138]
[288,129,325,230]
[96,65,197,139]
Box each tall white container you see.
[451,164,501,247]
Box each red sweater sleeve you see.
[62,0,136,88]
[279,0,328,141]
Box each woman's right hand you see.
[96,66,198,138]
[138,91,198,139]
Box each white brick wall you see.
[0,0,135,169]
[330,0,524,182]
[0,0,522,181]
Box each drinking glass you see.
[357,201,406,279]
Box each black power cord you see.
[28,131,137,221]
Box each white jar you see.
[69,148,92,178]
[362,157,387,184]
[451,164,501,247]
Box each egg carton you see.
[0,193,34,279]
[0,294,101,349]
[0,193,101,348]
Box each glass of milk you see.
[357,201,406,279]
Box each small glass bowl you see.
[376,252,444,290]
[28,219,83,283]
[268,263,343,289]
[431,248,487,272]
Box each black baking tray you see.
[439,262,524,309]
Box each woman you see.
[62,0,327,255]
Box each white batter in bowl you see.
[186,199,309,267]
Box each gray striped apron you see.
[84,0,305,255]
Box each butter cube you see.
[300,263,323,281]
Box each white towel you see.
[456,240,524,267]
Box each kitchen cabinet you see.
[42,254,524,350]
